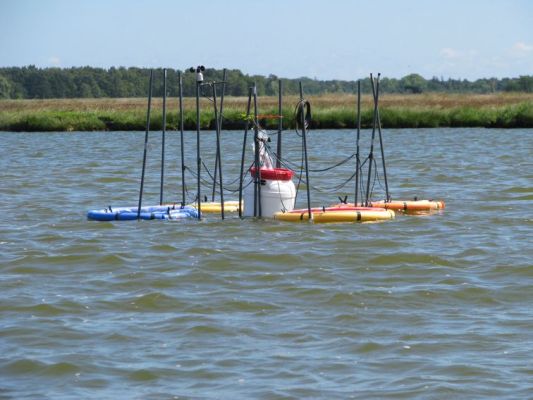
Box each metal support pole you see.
[253,83,261,217]
[373,74,390,201]
[299,82,312,220]
[355,80,361,206]
[219,69,227,126]
[137,69,153,219]
[365,74,380,206]
[276,79,283,168]
[178,71,186,206]
[238,87,253,218]
[160,68,167,205]
[212,84,225,219]
[212,69,227,201]
[195,77,202,219]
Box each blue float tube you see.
[87,205,199,221]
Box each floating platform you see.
[274,206,395,223]
[368,199,445,213]
[87,205,198,221]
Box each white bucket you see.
[243,178,296,218]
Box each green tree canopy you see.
[0,75,12,98]
[401,74,428,93]
[0,66,531,99]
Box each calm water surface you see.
[0,129,532,399]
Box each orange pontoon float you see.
[369,199,445,213]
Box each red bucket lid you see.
[250,167,294,181]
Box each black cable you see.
[311,170,357,193]
[372,157,393,201]
[267,140,357,174]
[202,158,255,188]
[185,165,255,195]
[293,136,305,201]
[309,152,357,173]
[368,158,380,202]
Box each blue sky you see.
[0,0,531,80]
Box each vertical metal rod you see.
[195,78,202,219]
[219,69,227,126]
[212,84,225,219]
[160,68,167,205]
[253,83,261,217]
[219,70,227,213]
[355,80,361,206]
[212,69,227,201]
[238,87,253,218]
[365,74,380,206]
[137,69,153,219]
[178,71,186,206]
[299,82,312,220]
[374,74,390,201]
[276,79,283,168]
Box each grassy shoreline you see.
[1,93,532,131]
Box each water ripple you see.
[0,129,531,399]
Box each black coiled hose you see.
[294,99,312,132]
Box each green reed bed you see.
[1,95,531,131]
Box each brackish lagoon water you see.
[0,128,532,399]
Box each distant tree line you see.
[0,66,532,99]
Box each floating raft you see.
[87,205,198,221]
[274,206,395,223]
[368,199,445,213]
[187,201,241,213]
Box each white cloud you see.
[48,56,61,66]
[510,42,533,56]
[440,48,459,59]
[440,48,479,61]
[432,43,532,79]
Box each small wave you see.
[11,303,63,316]
[1,298,88,316]
[448,286,502,305]
[97,177,133,184]
[127,369,159,381]
[124,292,186,312]
[215,299,282,313]
[357,341,387,353]
[185,324,229,335]
[370,253,456,267]
[150,243,179,252]
[501,186,533,194]
[1,359,79,377]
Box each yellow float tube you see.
[333,199,445,214]
[188,201,241,213]
[274,206,395,223]
[165,201,241,213]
